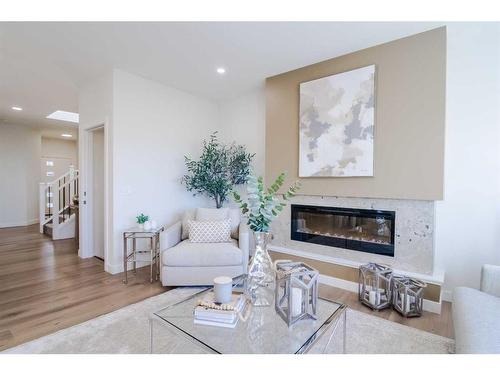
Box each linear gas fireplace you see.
[291,204,395,257]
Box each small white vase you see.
[143,221,152,231]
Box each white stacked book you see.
[194,292,246,328]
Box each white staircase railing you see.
[39,167,79,235]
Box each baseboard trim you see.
[441,289,453,302]
[422,298,442,314]
[106,261,151,275]
[106,263,121,275]
[319,274,358,293]
[0,218,39,229]
[319,274,442,314]
[269,244,445,285]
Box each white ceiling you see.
[0,22,443,129]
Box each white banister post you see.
[53,183,59,238]
[39,183,46,233]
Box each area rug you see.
[3,288,454,354]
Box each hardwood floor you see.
[319,284,454,339]
[0,224,453,352]
[0,224,168,351]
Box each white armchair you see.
[453,264,500,353]
[159,208,250,286]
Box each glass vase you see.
[246,231,275,306]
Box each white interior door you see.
[92,128,105,260]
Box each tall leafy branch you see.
[182,132,254,208]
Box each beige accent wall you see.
[266,27,446,200]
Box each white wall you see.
[108,70,219,272]
[435,23,500,297]
[41,137,78,163]
[78,70,220,272]
[79,73,113,132]
[78,73,113,263]
[218,87,266,177]
[0,124,41,228]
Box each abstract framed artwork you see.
[299,65,376,177]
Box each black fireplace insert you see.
[291,204,395,257]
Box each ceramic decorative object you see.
[275,261,319,326]
[143,221,152,231]
[391,276,426,317]
[246,232,275,306]
[358,263,393,310]
[213,276,233,304]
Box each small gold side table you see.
[123,226,164,284]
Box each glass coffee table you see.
[149,278,347,354]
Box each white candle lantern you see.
[359,263,393,310]
[391,276,426,317]
[275,261,319,327]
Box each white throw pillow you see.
[196,207,240,239]
[188,219,232,243]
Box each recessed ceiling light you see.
[11,106,22,111]
[47,110,79,123]
[216,67,226,74]
[61,134,73,138]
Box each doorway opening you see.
[82,125,106,265]
[39,135,79,242]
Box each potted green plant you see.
[136,213,149,230]
[233,172,300,306]
[182,132,254,208]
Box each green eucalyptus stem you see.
[232,172,300,232]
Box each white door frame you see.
[80,121,111,272]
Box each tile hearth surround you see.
[270,195,434,275]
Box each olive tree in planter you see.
[182,132,254,208]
